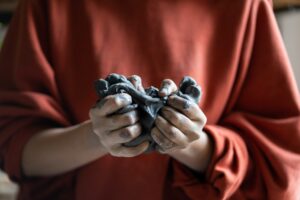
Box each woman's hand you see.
[152,95,207,153]
[151,79,207,153]
[89,93,149,157]
[127,75,145,93]
[151,79,212,172]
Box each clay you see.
[94,73,201,151]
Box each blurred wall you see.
[276,9,300,90]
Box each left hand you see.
[151,79,207,154]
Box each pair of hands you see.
[89,75,207,157]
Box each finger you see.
[155,115,189,146]
[185,85,202,103]
[91,93,132,117]
[110,141,149,157]
[155,143,183,154]
[127,75,145,93]
[159,79,177,97]
[151,127,175,150]
[106,123,142,144]
[167,95,205,121]
[161,106,201,141]
[107,110,139,131]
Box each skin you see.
[154,79,213,173]
[90,93,149,157]
[127,75,145,93]
[22,75,212,177]
[23,92,148,176]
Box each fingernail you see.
[132,75,141,84]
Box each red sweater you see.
[0,0,299,199]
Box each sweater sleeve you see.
[0,0,70,183]
[171,0,300,199]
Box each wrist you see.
[167,130,213,173]
[81,120,108,155]
[22,121,108,176]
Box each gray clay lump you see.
[94,73,202,151]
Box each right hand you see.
[89,93,149,157]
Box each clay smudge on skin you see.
[120,129,131,139]
[183,100,191,110]
[161,107,172,118]
[129,75,141,84]
[170,95,192,110]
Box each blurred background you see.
[0,0,299,199]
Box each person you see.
[0,0,299,199]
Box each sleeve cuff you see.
[170,124,249,199]
[171,158,220,199]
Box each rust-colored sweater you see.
[0,0,299,199]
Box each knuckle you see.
[179,116,188,126]
[151,130,162,144]
[170,113,180,124]
[110,116,118,125]
[189,102,198,112]
[189,131,200,141]
[127,128,135,139]
[197,115,207,126]
[113,97,123,107]
[192,134,200,141]
[167,127,177,139]
[124,113,136,124]
[120,128,129,138]
[176,140,188,148]
[157,136,166,145]
[194,133,200,140]
[133,124,142,136]
[121,127,135,139]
